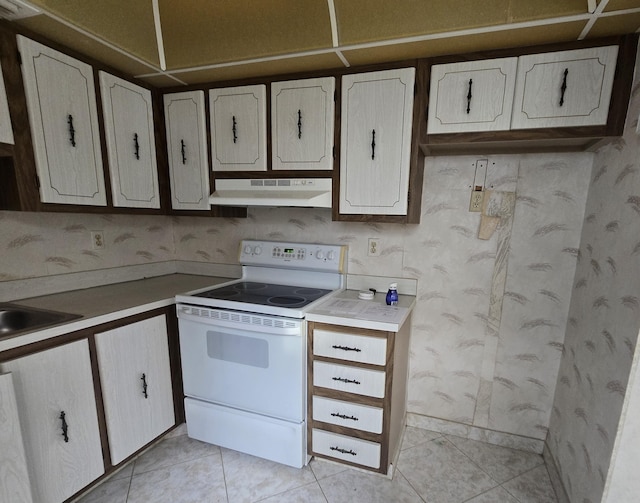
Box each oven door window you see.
[207,330,269,368]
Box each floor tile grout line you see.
[219,448,231,503]
[393,466,429,503]
[440,435,503,490]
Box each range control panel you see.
[239,240,347,273]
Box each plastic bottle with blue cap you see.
[386,283,398,306]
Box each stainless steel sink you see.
[0,303,81,337]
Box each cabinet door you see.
[95,314,175,465]
[511,45,618,129]
[0,373,33,503]
[209,84,267,171]
[17,36,107,206]
[164,91,210,210]
[340,68,415,215]
[0,340,104,503]
[99,71,160,208]
[427,57,517,134]
[271,77,335,171]
[0,63,14,144]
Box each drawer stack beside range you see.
[307,319,411,475]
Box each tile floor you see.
[75,425,558,503]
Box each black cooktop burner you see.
[194,281,332,309]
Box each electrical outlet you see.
[469,191,484,212]
[91,231,105,250]
[368,238,380,257]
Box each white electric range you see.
[175,239,347,468]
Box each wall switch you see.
[91,231,105,250]
[469,190,484,212]
[368,238,380,257]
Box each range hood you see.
[209,178,332,208]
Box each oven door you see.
[177,305,305,423]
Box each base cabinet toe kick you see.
[307,319,412,475]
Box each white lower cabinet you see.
[0,340,104,503]
[308,320,411,474]
[0,63,14,144]
[95,314,175,465]
[0,373,33,503]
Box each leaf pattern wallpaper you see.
[546,49,640,503]
[2,49,640,503]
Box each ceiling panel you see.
[506,0,587,21]
[335,0,511,45]
[156,53,345,87]
[604,0,640,11]
[15,15,161,77]
[158,0,334,70]
[587,11,640,37]
[342,22,587,67]
[27,0,159,66]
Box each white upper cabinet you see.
[18,35,107,206]
[164,91,210,210]
[1,340,104,503]
[99,71,160,208]
[0,63,14,144]
[340,68,415,215]
[511,45,619,129]
[271,77,335,171]
[209,84,267,171]
[95,314,175,465]
[427,57,518,134]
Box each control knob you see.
[316,249,325,260]
[254,245,262,255]
[327,250,335,261]
[243,244,253,255]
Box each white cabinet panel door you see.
[210,84,267,171]
[0,64,14,144]
[18,36,107,206]
[95,314,175,465]
[164,91,210,210]
[271,77,335,170]
[427,57,518,133]
[100,72,160,208]
[0,373,33,503]
[340,68,415,215]
[511,45,618,129]
[0,340,104,503]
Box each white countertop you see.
[307,289,415,331]
[0,274,232,352]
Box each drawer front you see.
[312,428,381,469]
[313,395,383,433]
[313,361,386,398]
[314,329,387,365]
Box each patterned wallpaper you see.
[0,152,596,466]
[546,51,640,502]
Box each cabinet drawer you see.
[314,329,387,365]
[313,395,383,433]
[312,428,381,469]
[313,361,385,398]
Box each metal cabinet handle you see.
[559,68,568,106]
[232,116,237,143]
[331,412,359,421]
[60,411,69,442]
[371,129,376,160]
[133,133,140,160]
[298,109,302,139]
[332,376,361,385]
[141,373,148,399]
[330,446,357,456]
[332,344,361,353]
[466,78,473,114]
[67,115,76,147]
[180,139,186,164]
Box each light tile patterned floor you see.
[74,426,558,503]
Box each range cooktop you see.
[194,281,333,309]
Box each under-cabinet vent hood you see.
[209,178,332,208]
